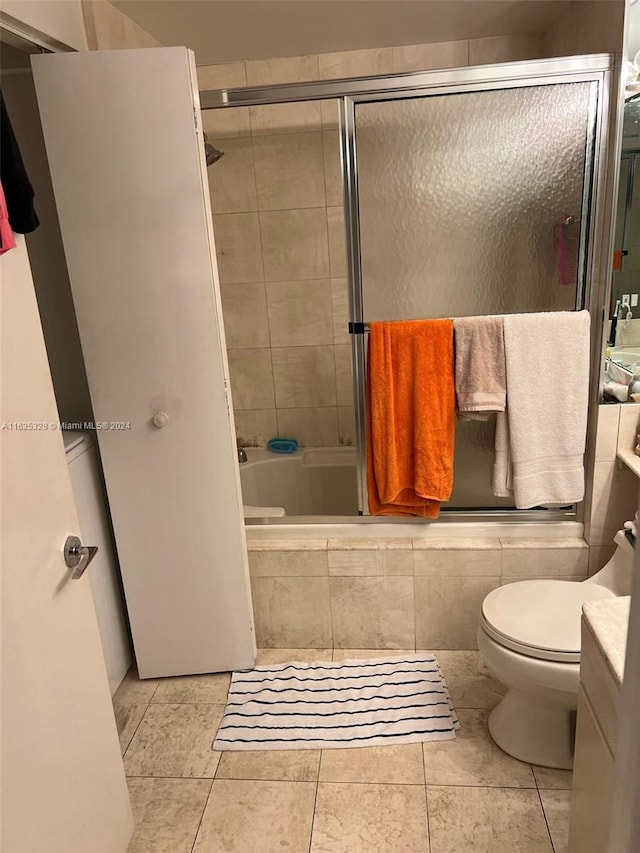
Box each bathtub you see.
[240,447,358,518]
[239,447,582,540]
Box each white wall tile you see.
[415,576,500,649]
[594,404,621,461]
[207,136,257,214]
[245,55,319,86]
[322,130,343,206]
[330,278,350,345]
[266,280,333,347]
[414,548,502,577]
[250,103,322,136]
[468,33,542,65]
[197,62,247,89]
[276,407,339,447]
[337,406,355,446]
[618,404,640,453]
[221,283,270,349]
[318,48,394,80]
[501,545,589,578]
[392,41,468,73]
[330,577,415,649]
[334,344,353,406]
[202,106,251,140]
[253,132,326,210]
[249,550,328,576]
[327,206,347,277]
[328,550,413,576]
[233,409,277,448]
[260,208,330,281]
[213,212,264,283]
[227,348,275,409]
[251,577,332,647]
[272,346,337,407]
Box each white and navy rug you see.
[213,654,459,751]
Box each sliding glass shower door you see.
[347,81,597,512]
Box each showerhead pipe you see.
[203,133,224,166]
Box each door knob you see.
[152,411,170,428]
[64,535,98,579]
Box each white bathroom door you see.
[31,47,256,678]
[1,238,133,852]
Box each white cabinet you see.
[33,47,256,678]
[568,686,615,853]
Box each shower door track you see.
[200,54,613,524]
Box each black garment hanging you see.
[1,91,39,234]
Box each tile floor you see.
[114,649,572,853]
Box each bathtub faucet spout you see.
[237,447,248,463]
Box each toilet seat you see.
[481,580,615,663]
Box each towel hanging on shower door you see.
[493,310,590,508]
[366,319,456,517]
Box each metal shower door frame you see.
[339,61,610,517]
[200,54,613,523]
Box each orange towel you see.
[366,319,455,517]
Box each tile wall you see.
[246,536,589,649]
[587,403,640,573]
[197,34,543,448]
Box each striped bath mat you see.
[213,654,459,750]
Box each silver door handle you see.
[64,535,99,579]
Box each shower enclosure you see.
[200,54,611,523]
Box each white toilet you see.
[478,529,634,769]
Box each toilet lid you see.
[481,581,615,663]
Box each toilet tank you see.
[586,530,635,596]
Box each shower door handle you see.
[64,535,99,579]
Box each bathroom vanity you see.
[568,596,630,853]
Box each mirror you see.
[603,3,640,400]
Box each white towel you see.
[493,310,590,509]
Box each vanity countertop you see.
[583,596,631,686]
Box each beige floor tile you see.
[193,779,316,852]
[216,749,321,782]
[151,673,231,704]
[311,782,429,852]
[113,667,158,706]
[115,703,147,755]
[533,765,573,790]
[429,650,506,709]
[319,742,424,785]
[123,703,224,778]
[256,648,333,665]
[428,786,553,853]
[332,649,415,661]
[127,777,211,853]
[423,709,535,787]
[540,789,571,853]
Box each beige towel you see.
[493,310,590,509]
[453,316,506,421]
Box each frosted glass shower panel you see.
[356,83,593,320]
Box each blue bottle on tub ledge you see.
[268,438,298,454]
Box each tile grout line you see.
[250,137,279,431]
[535,786,558,853]
[189,778,215,853]
[319,126,342,445]
[309,749,324,853]
[119,697,151,760]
